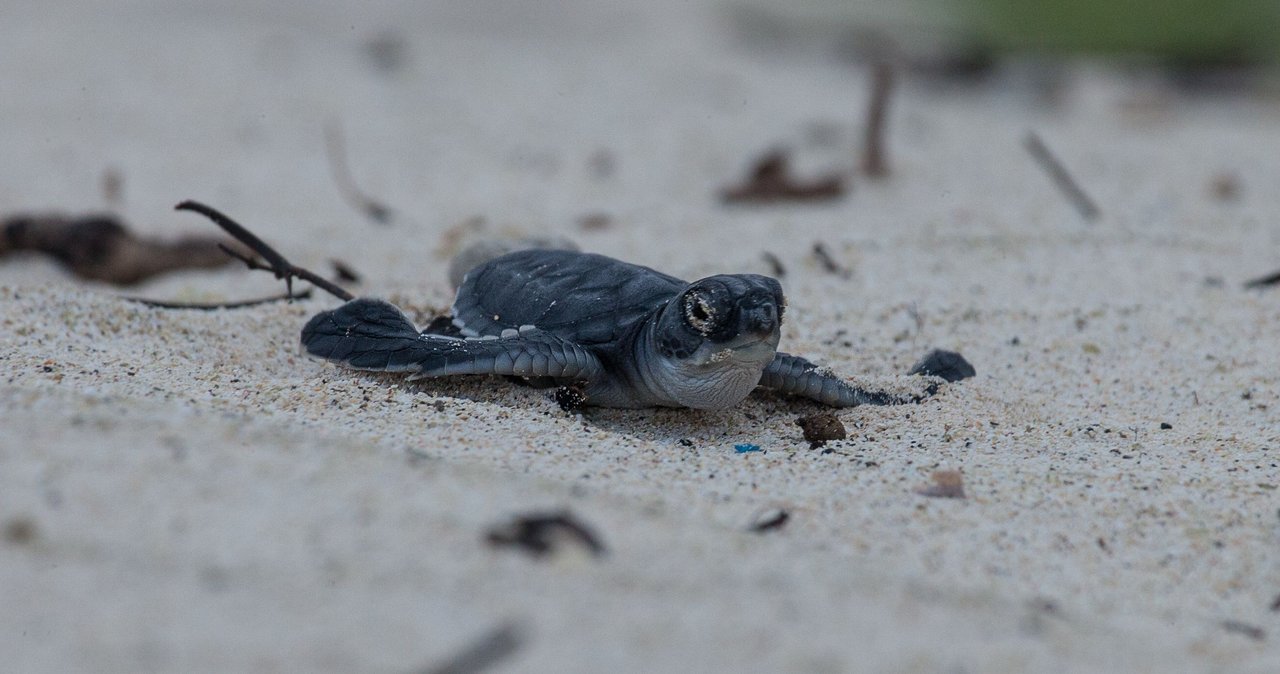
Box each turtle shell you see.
[452,249,685,347]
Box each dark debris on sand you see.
[796,413,846,449]
[485,511,606,559]
[721,149,844,204]
[908,349,976,382]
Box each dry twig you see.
[423,622,524,674]
[175,200,354,301]
[1244,269,1280,289]
[124,289,312,310]
[761,251,786,277]
[1024,132,1100,221]
[324,122,394,224]
[811,241,852,279]
[861,61,894,178]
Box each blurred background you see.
[733,0,1280,74]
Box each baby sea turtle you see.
[300,249,914,409]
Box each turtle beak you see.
[736,287,781,338]
[743,302,778,337]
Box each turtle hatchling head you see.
[649,274,785,408]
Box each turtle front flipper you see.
[301,298,603,381]
[760,352,915,407]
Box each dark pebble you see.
[3,517,37,544]
[748,508,790,533]
[796,413,846,448]
[908,349,976,382]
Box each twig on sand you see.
[324,121,394,224]
[422,622,524,674]
[811,241,852,279]
[329,259,362,284]
[123,289,312,310]
[761,251,786,277]
[1244,268,1280,289]
[1221,620,1266,641]
[175,200,354,301]
[1024,132,1100,222]
[860,61,894,178]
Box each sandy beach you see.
[3,1,1279,671]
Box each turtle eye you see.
[683,293,716,335]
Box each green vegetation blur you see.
[963,0,1280,63]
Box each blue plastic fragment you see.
[734,443,761,454]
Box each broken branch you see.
[324,121,394,224]
[175,200,355,301]
[1024,132,1101,222]
[1244,268,1280,289]
[860,61,894,178]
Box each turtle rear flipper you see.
[301,298,602,380]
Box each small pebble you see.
[748,508,790,533]
[1209,172,1241,202]
[577,212,613,231]
[796,413,846,448]
[3,517,37,544]
[915,470,966,499]
[908,349,976,382]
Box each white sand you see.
[3,1,1279,672]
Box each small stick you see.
[329,259,362,284]
[761,251,786,277]
[123,289,312,310]
[861,61,894,178]
[324,122,393,224]
[1244,269,1280,289]
[811,241,852,279]
[1024,132,1101,221]
[424,622,524,674]
[175,201,354,301]
[1221,620,1266,641]
[101,167,124,206]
